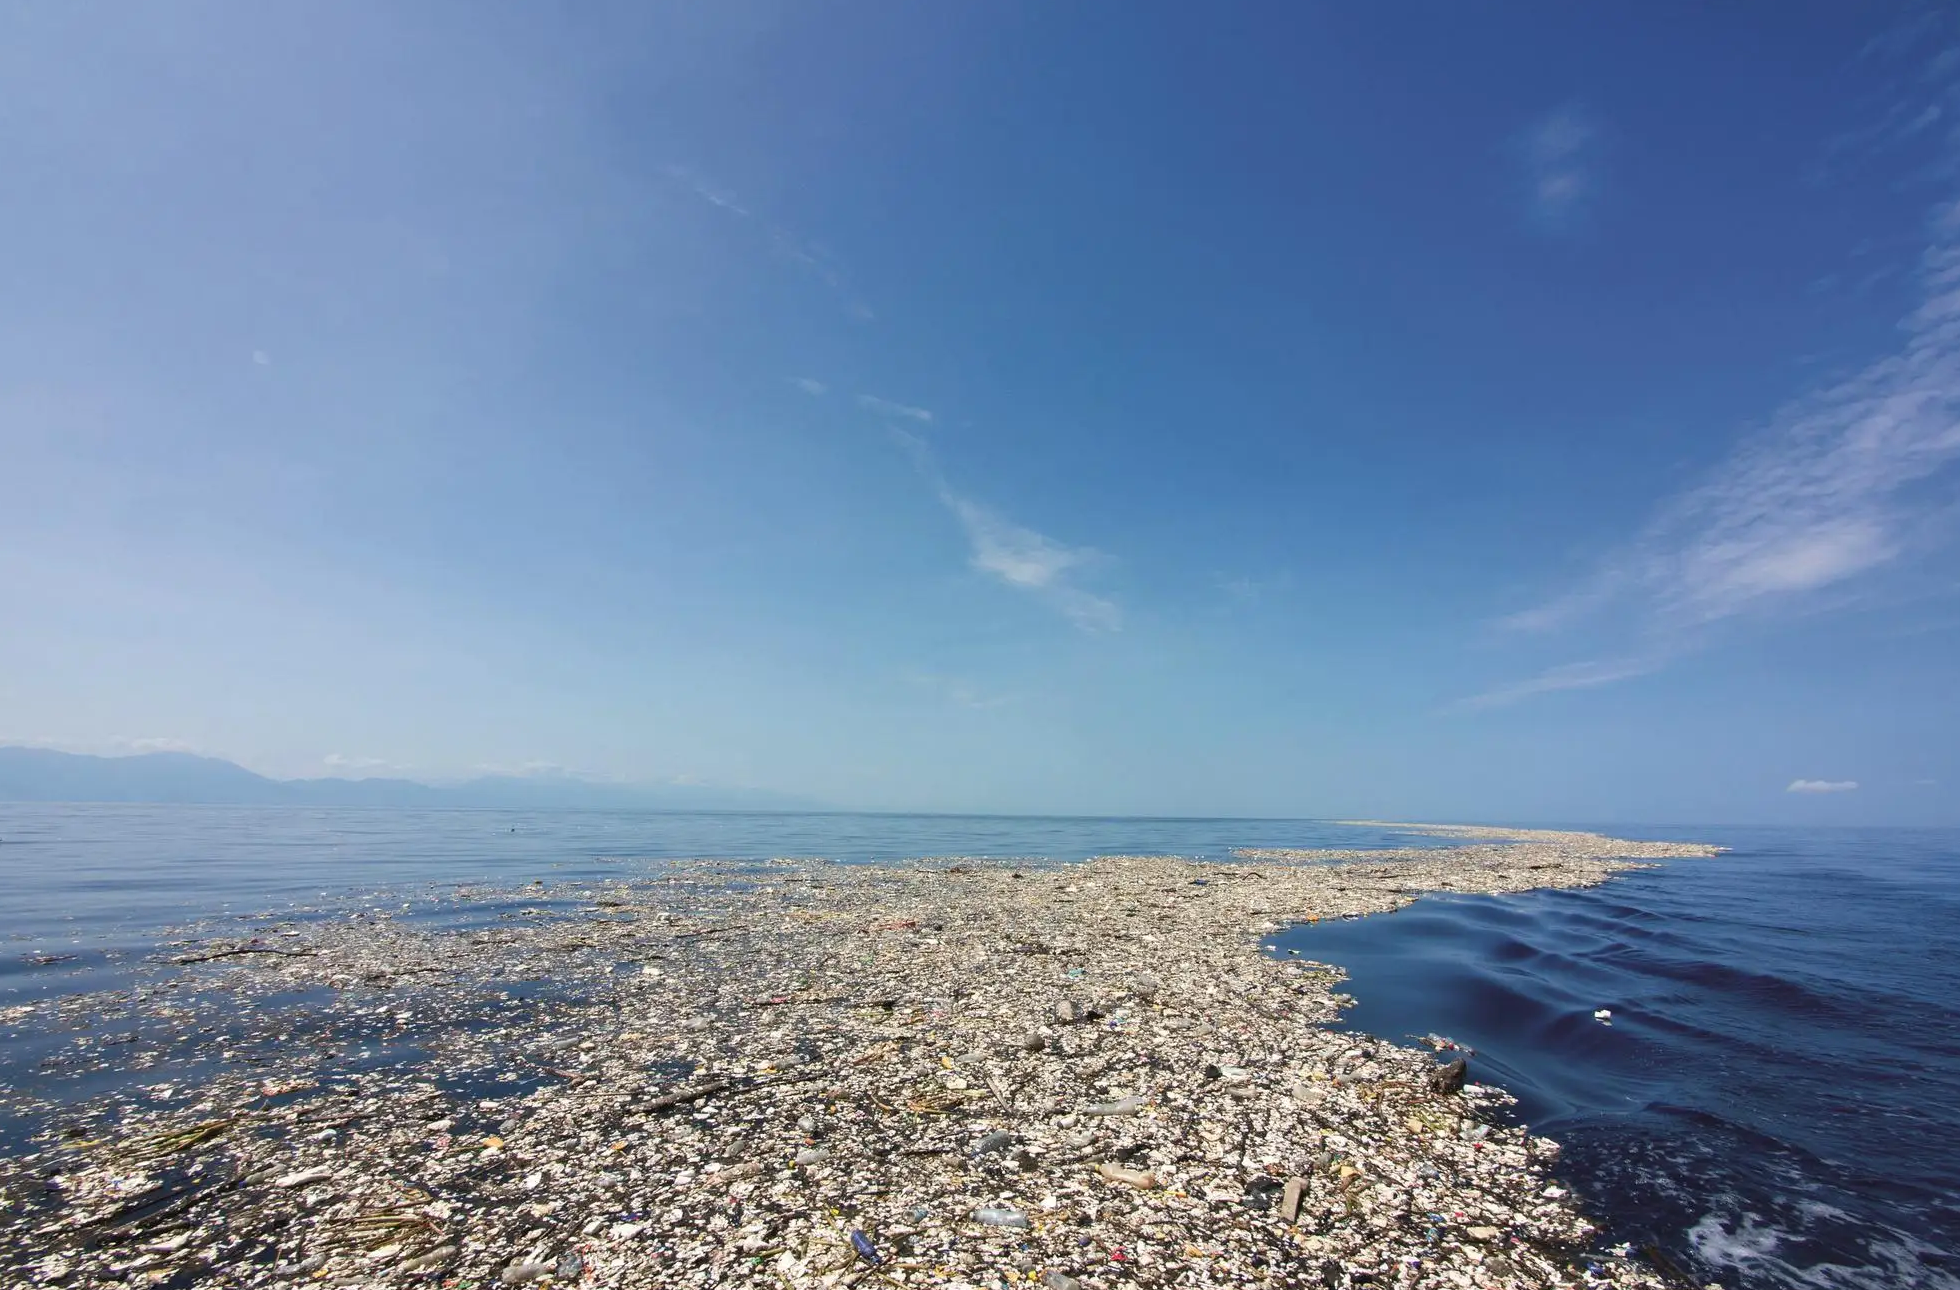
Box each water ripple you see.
[1275,827,1960,1290]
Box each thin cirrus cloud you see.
[1787,778,1859,794]
[1468,194,1960,709]
[1451,657,1659,713]
[883,425,1121,632]
[857,394,934,423]
[667,167,873,321]
[1811,19,1960,185]
[1520,105,1596,229]
[906,672,1013,710]
[791,377,828,396]
[944,495,1122,632]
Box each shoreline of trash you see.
[0,825,1721,1289]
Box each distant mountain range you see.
[0,746,823,812]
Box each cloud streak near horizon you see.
[323,753,396,771]
[1467,195,1960,709]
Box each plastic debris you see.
[0,824,1719,1289]
[1095,1161,1160,1189]
[973,1129,1015,1155]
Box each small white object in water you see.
[1593,1008,1612,1023]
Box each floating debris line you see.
[0,826,1719,1288]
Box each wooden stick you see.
[174,946,318,965]
[672,925,752,942]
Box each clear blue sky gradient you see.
[3,3,1957,823]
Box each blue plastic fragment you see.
[851,1230,880,1265]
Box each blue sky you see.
[3,3,1958,824]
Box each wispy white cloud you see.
[1476,194,1960,705]
[1814,20,1960,184]
[668,167,873,320]
[1216,570,1292,604]
[1495,575,1624,634]
[1815,95,1955,182]
[1787,778,1859,794]
[907,672,1013,710]
[469,759,607,781]
[323,753,395,772]
[3,735,203,757]
[1577,205,1960,624]
[1519,105,1596,229]
[776,235,873,322]
[857,393,934,423]
[1861,10,1943,63]
[792,377,827,396]
[111,735,200,754]
[945,496,1121,631]
[891,430,1120,631]
[1454,657,1660,712]
[670,169,750,217]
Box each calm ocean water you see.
[0,805,1436,950]
[1276,826,1960,1290]
[1,806,1954,1289]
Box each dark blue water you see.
[1275,827,1960,1290]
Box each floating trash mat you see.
[0,832,1721,1288]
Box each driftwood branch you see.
[173,946,318,966]
[671,925,752,942]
